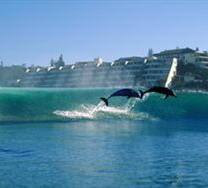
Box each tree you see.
[147,48,153,57]
[56,54,65,67]
[50,59,55,67]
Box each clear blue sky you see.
[0,0,208,66]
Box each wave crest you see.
[54,100,154,121]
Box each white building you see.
[154,47,208,68]
[184,51,208,68]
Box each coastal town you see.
[1,47,208,90]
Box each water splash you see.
[53,98,153,121]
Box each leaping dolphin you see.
[139,86,176,99]
[100,88,141,106]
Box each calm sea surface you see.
[1,119,208,188]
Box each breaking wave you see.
[0,87,208,123]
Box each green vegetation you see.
[173,63,208,91]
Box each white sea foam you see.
[54,110,94,119]
[53,98,156,121]
[179,89,208,95]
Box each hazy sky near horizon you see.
[0,0,208,66]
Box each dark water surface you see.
[1,119,208,188]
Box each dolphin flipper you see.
[164,95,169,99]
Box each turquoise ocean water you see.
[1,87,208,187]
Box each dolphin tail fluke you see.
[100,97,109,106]
[139,90,145,99]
